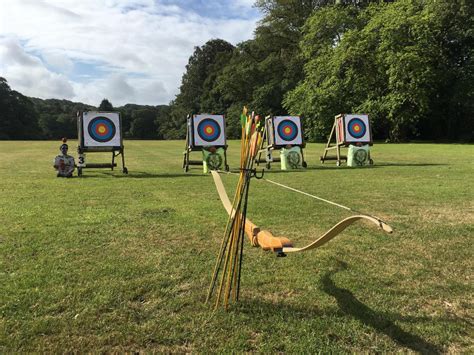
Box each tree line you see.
[1,0,472,142]
[0,79,173,140]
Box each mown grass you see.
[0,140,472,352]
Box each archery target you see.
[347,118,366,138]
[344,114,371,143]
[83,112,121,147]
[192,114,226,147]
[273,116,303,146]
[88,117,116,143]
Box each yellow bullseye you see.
[98,125,106,134]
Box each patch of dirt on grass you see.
[430,206,472,224]
[401,205,474,226]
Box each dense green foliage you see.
[0,78,41,140]
[32,97,94,140]
[1,0,472,142]
[284,0,474,141]
[169,0,473,142]
[166,39,236,139]
[98,98,114,111]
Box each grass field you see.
[0,140,472,352]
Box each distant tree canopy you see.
[0,77,172,140]
[1,0,472,142]
[167,39,236,139]
[284,0,474,142]
[0,77,41,140]
[98,98,114,111]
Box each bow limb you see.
[211,171,392,254]
[282,214,392,253]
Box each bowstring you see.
[219,169,389,225]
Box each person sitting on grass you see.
[53,138,75,178]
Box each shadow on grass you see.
[321,260,442,354]
[77,171,204,178]
[224,163,447,177]
[111,171,204,178]
[255,163,447,174]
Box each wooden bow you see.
[211,170,392,255]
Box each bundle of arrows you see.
[206,107,264,310]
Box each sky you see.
[0,0,261,106]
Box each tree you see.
[31,98,93,139]
[168,39,235,139]
[154,105,172,139]
[98,98,114,111]
[284,0,474,142]
[176,39,235,113]
[0,77,41,139]
[129,108,158,139]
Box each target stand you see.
[76,111,128,176]
[320,114,373,166]
[256,116,307,170]
[183,114,229,173]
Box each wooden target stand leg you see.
[223,146,229,171]
[183,129,199,173]
[300,145,308,168]
[320,118,346,166]
[117,148,128,174]
[183,148,191,172]
[183,130,190,172]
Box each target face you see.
[344,114,371,143]
[82,112,122,147]
[347,118,366,139]
[273,116,303,146]
[278,120,298,141]
[192,114,226,147]
[198,119,221,142]
[88,117,116,143]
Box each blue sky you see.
[0,0,261,106]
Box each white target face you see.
[82,112,122,147]
[344,114,371,143]
[192,114,226,147]
[273,116,303,146]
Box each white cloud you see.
[0,0,261,106]
[42,51,74,73]
[0,38,75,99]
